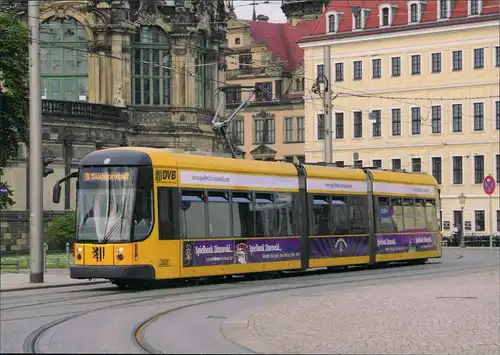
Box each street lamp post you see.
[459,193,466,248]
[315,72,332,164]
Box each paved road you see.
[1,249,498,354]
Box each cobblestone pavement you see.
[222,269,500,354]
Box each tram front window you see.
[76,166,153,243]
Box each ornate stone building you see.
[224,0,321,162]
[0,0,229,250]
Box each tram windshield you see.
[76,166,153,243]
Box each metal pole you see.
[28,0,44,283]
[489,195,493,250]
[323,45,332,163]
[460,206,465,248]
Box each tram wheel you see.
[114,279,128,289]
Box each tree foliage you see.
[0,13,29,209]
[46,212,77,250]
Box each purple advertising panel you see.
[234,238,301,264]
[309,236,369,258]
[182,238,301,267]
[376,233,435,254]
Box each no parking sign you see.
[483,175,496,195]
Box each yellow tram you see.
[53,147,441,288]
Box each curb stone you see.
[0,280,109,293]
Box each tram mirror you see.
[53,185,62,203]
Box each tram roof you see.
[370,169,438,186]
[302,164,367,181]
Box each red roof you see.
[303,0,499,40]
[245,19,318,72]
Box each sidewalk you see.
[0,270,108,292]
[222,269,500,355]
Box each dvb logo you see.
[155,169,177,183]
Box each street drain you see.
[435,296,478,299]
[206,316,227,319]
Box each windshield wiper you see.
[100,214,125,244]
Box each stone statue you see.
[114,82,125,107]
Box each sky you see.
[233,0,287,23]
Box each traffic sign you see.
[0,186,8,195]
[483,175,496,195]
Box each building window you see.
[475,210,485,232]
[354,11,363,29]
[497,154,500,182]
[496,47,500,67]
[452,104,462,132]
[410,3,419,23]
[392,108,401,136]
[431,53,441,73]
[226,86,242,104]
[372,58,382,78]
[452,50,463,71]
[411,107,421,135]
[41,17,89,102]
[381,7,390,26]
[373,159,382,168]
[432,157,442,184]
[335,113,344,139]
[328,14,336,32]
[391,57,401,76]
[496,101,500,130]
[411,55,421,74]
[431,105,441,133]
[474,48,484,68]
[453,156,463,184]
[335,161,345,167]
[372,110,381,137]
[497,210,500,232]
[473,102,484,131]
[235,38,240,45]
[285,117,294,143]
[296,78,305,92]
[253,118,275,144]
[392,159,401,170]
[238,54,252,69]
[353,111,363,138]
[317,114,325,140]
[354,160,363,168]
[297,117,305,142]
[255,82,272,101]
[469,0,481,15]
[195,36,213,109]
[439,0,449,19]
[353,61,362,80]
[474,155,484,184]
[228,120,244,145]
[317,64,324,83]
[335,63,344,82]
[412,158,421,172]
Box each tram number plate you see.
[159,259,169,267]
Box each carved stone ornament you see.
[114,82,126,107]
[133,0,168,26]
[88,41,111,54]
[250,144,276,155]
[252,110,275,119]
[171,47,187,56]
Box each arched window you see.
[410,4,418,22]
[132,26,171,106]
[381,7,390,26]
[40,17,88,101]
[195,35,213,109]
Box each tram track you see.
[19,255,497,354]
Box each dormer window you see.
[438,0,451,20]
[407,1,425,24]
[352,8,369,30]
[326,11,343,33]
[469,0,482,16]
[379,4,396,27]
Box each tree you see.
[0,13,29,209]
[46,212,77,250]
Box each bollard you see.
[44,243,48,272]
[66,242,70,269]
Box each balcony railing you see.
[226,67,266,79]
[42,99,128,122]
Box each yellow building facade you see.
[300,4,500,237]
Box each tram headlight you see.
[116,247,124,261]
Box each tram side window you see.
[180,190,206,239]
[312,195,330,236]
[377,197,397,233]
[331,196,349,235]
[414,198,427,231]
[403,198,416,231]
[425,199,438,232]
[349,196,367,234]
[391,197,405,232]
[254,193,276,237]
[276,192,299,236]
[207,191,231,238]
[158,187,174,240]
[232,192,254,238]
